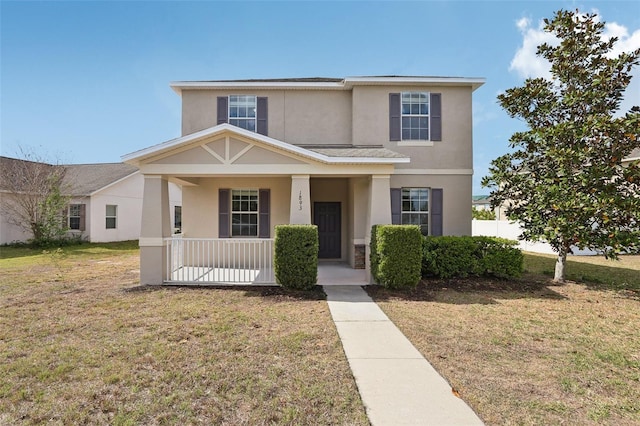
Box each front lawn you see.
[368,253,640,425]
[0,242,368,425]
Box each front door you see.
[314,202,341,259]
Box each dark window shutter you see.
[390,188,401,224]
[431,188,443,236]
[219,189,230,238]
[61,207,68,230]
[389,93,401,141]
[217,97,228,125]
[257,97,268,136]
[259,189,270,238]
[79,204,86,231]
[430,93,442,141]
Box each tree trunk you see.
[554,245,567,283]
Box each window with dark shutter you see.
[259,189,270,238]
[430,93,442,141]
[257,97,268,136]
[389,93,401,141]
[431,188,443,236]
[390,188,401,224]
[219,189,230,238]
[217,97,228,125]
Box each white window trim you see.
[106,205,117,230]
[228,95,257,133]
[230,189,259,237]
[400,187,430,235]
[401,91,430,142]
[69,204,82,230]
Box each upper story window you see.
[229,95,257,132]
[401,92,429,140]
[389,92,441,143]
[217,96,268,135]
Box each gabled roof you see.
[63,163,138,196]
[170,75,486,94]
[122,123,409,166]
[1,156,138,197]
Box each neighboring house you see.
[472,195,492,211]
[122,75,485,285]
[63,163,182,242]
[0,157,182,244]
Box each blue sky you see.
[2,1,639,194]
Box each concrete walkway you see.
[324,285,484,426]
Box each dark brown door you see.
[314,202,341,259]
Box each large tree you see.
[0,147,70,245]
[482,9,640,282]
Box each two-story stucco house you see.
[122,76,485,285]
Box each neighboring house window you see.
[229,95,257,132]
[389,92,441,142]
[106,205,117,229]
[68,204,85,230]
[401,188,429,235]
[217,96,268,135]
[231,189,258,237]
[401,92,429,140]
[174,206,182,233]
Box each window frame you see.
[230,189,259,237]
[400,188,430,236]
[401,92,430,141]
[68,204,82,230]
[228,95,257,132]
[105,204,117,229]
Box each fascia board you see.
[122,124,409,166]
[344,76,486,91]
[170,81,346,95]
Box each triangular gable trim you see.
[122,124,409,166]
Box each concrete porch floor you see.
[317,261,368,286]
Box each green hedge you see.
[372,225,422,289]
[422,236,523,279]
[274,225,319,290]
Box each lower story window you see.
[69,204,82,230]
[401,188,429,235]
[106,205,117,229]
[231,189,258,236]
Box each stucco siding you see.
[182,177,291,239]
[390,174,472,236]
[352,86,473,169]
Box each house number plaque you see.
[298,191,303,211]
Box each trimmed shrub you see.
[422,236,523,279]
[374,225,422,289]
[274,225,319,290]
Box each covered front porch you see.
[123,124,408,286]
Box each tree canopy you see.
[482,9,640,282]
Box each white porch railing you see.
[165,237,275,285]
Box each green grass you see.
[0,242,368,425]
[523,252,640,291]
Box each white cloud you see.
[509,17,557,79]
[509,13,640,79]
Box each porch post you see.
[366,174,392,283]
[139,175,171,285]
[289,174,311,224]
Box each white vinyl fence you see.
[472,220,598,255]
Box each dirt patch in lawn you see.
[368,275,640,425]
[0,244,368,425]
